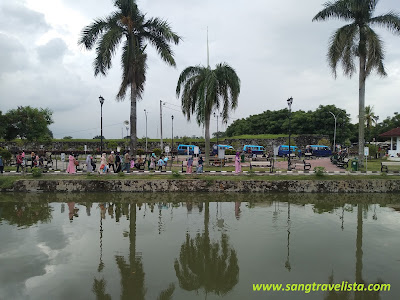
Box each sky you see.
[0,0,399,139]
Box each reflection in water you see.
[0,193,399,300]
[174,203,239,297]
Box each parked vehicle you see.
[212,144,234,155]
[306,145,332,157]
[277,145,300,157]
[177,144,201,155]
[243,145,265,155]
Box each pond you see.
[0,193,399,300]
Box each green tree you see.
[176,64,240,164]
[313,0,400,164]
[365,105,379,142]
[79,0,180,156]
[2,106,53,142]
[63,136,73,140]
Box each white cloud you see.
[0,0,399,138]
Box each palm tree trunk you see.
[204,115,210,165]
[358,54,366,166]
[130,82,138,157]
[355,204,363,300]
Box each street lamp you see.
[214,112,219,146]
[287,97,293,171]
[144,109,148,155]
[171,115,174,170]
[99,96,105,153]
[329,111,339,152]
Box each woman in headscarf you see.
[99,153,108,173]
[66,153,76,174]
[235,152,241,174]
[187,156,193,174]
[150,153,156,170]
[86,155,93,173]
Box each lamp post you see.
[160,100,163,152]
[214,112,219,146]
[171,115,174,170]
[144,109,148,155]
[329,111,339,152]
[99,96,105,153]
[287,97,293,171]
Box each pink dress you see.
[66,155,76,174]
[235,156,241,173]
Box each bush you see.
[118,171,125,177]
[317,138,330,146]
[32,168,43,178]
[107,141,118,150]
[367,144,377,158]
[172,170,181,178]
[225,149,237,155]
[314,166,326,176]
[137,149,145,156]
[153,148,162,156]
[0,148,12,164]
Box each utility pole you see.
[160,100,163,152]
[144,109,148,154]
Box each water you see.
[0,193,399,300]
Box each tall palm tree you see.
[79,0,180,156]
[365,105,379,142]
[312,0,400,164]
[176,64,240,164]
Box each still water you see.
[0,193,399,300]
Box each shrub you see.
[314,166,326,176]
[118,171,125,177]
[32,168,43,178]
[153,148,162,156]
[367,144,377,158]
[107,141,118,150]
[137,149,145,156]
[225,149,236,155]
[317,138,330,146]
[0,148,12,165]
[172,170,181,178]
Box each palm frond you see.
[370,12,400,33]
[364,27,386,76]
[312,0,353,22]
[78,18,109,49]
[327,24,358,77]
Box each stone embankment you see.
[6,179,400,193]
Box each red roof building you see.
[380,128,400,157]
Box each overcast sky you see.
[1,0,399,139]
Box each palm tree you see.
[79,0,180,156]
[174,202,239,297]
[365,105,379,142]
[312,0,400,164]
[176,64,240,164]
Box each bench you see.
[381,161,400,172]
[336,158,349,169]
[293,160,311,171]
[304,153,313,159]
[250,160,274,173]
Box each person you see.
[16,152,23,173]
[196,156,203,173]
[99,153,109,174]
[68,202,79,222]
[123,151,130,173]
[130,156,135,170]
[30,152,35,168]
[150,153,156,170]
[108,151,115,172]
[115,152,121,172]
[66,154,76,174]
[38,155,44,168]
[163,156,169,170]
[0,155,3,174]
[86,155,93,172]
[91,156,96,171]
[187,157,193,174]
[235,152,242,174]
[157,156,164,171]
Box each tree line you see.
[224,105,398,147]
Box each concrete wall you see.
[6,179,400,193]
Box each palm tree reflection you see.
[174,202,239,297]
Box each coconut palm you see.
[312,0,400,164]
[365,105,379,129]
[79,0,180,156]
[174,202,239,297]
[176,64,240,164]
